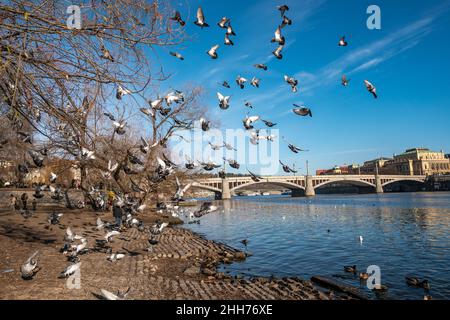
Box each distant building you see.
[359,157,392,174]
[316,165,358,175]
[317,148,450,177]
[382,148,450,175]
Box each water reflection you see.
[185,192,450,300]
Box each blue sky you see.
[150,0,450,175]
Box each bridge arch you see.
[230,181,305,193]
[314,179,376,190]
[381,178,426,187]
[190,182,221,194]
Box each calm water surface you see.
[184,192,450,300]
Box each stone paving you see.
[0,208,344,300]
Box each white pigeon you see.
[243,115,260,130]
[194,7,209,28]
[72,238,87,254]
[217,17,229,28]
[105,230,121,242]
[116,85,131,100]
[217,92,231,109]
[59,263,80,278]
[236,75,247,89]
[207,44,219,59]
[364,80,378,98]
[165,91,184,106]
[96,217,105,230]
[271,26,285,45]
[20,250,39,279]
[65,227,75,242]
[272,45,284,59]
[81,147,95,160]
[224,34,234,46]
[107,253,126,262]
[49,172,57,183]
[108,160,118,172]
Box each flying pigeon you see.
[243,114,260,130]
[284,75,298,92]
[288,143,308,153]
[224,34,234,46]
[272,45,284,59]
[364,80,378,98]
[271,26,285,45]
[112,120,126,135]
[262,119,277,127]
[236,75,247,89]
[169,51,184,60]
[170,11,185,26]
[103,112,116,121]
[254,64,268,71]
[173,176,192,201]
[200,160,221,171]
[338,36,348,47]
[217,92,231,110]
[207,45,219,59]
[223,142,236,151]
[280,15,292,28]
[226,24,236,36]
[194,202,218,218]
[217,17,230,28]
[279,160,297,173]
[250,77,260,88]
[81,147,95,160]
[248,169,262,182]
[100,45,114,62]
[209,141,224,151]
[116,85,131,100]
[244,101,253,108]
[277,5,289,16]
[194,7,209,28]
[223,158,240,169]
[165,91,184,106]
[342,75,350,87]
[200,118,210,131]
[293,105,312,117]
[221,81,231,88]
[184,155,197,170]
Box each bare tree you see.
[0,1,208,208]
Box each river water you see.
[184,192,450,300]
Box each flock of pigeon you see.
[165,5,379,178]
[18,181,218,300]
[10,4,383,300]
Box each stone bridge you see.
[190,174,427,200]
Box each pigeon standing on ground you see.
[20,251,40,280]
